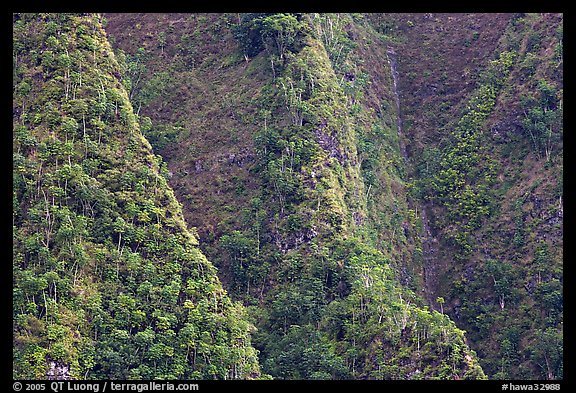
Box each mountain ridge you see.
[13,12,562,381]
[13,12,261,379]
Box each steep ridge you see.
[13,13,261,379]
[13,12,560,382]
[105,13,487,379]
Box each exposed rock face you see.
[47,361,71,380]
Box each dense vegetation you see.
[104,12,488,380]
[232,14,486,379]
[13,13,260,380]
[13,12,562,381]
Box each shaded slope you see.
[13,13,261,380]
[370,13,563,379]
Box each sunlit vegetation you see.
[13,13,261,380]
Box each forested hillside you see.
[13,12,562,381]
[13,13,260,379]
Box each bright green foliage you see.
[429,51,515,259]
[238,15,486,380]
[13,13,261,380]
[435,14,562,379]
[260,14,305,62]
[307,13,357,72]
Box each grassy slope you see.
[370,13,563,379]
[104,13,267,289]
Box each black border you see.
[8,5,570,390]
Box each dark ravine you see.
[378,13,563,380]
[385,46,408,161]
[386,45,440,309]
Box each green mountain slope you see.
[104,13,487,379]
[13,12,562,381]
[13,13,261,380]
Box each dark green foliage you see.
[232,13,271,57]
[140,119,181,152]
[232,13,305,62]
[262,325,350,379]
[529,328,563,380]
[365,12,562,380]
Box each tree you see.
[486,259,516,310]
[533,279,562,323]
[530,328,562,380]
[260,14,303,62]
[520,79,562,162]
[232,13,303,62]
[436,297,445,314]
